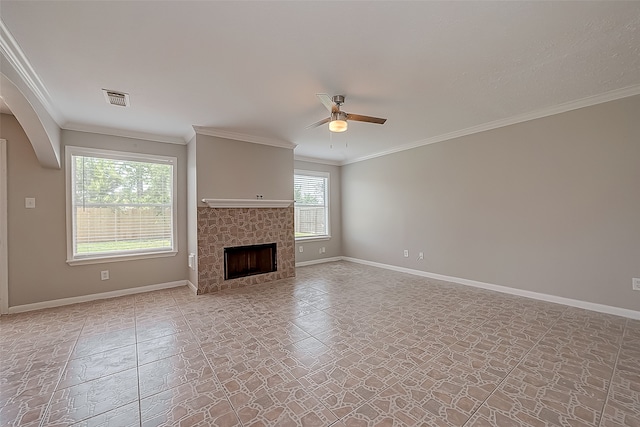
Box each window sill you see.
[67,250,178,266]
[295,236,331,242]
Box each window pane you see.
[72,154,173,257]
[294,175,325,206]
[294,173,328,238]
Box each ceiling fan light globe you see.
[329,120,348,132]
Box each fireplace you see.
[197,205,295,294]
[224,243,277,280]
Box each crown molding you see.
[343,84,640,165]
[294,155,341,166]
[0,19,62,125]
[193,126,297,150]
[63,122,188,145]
[184,127,196,144]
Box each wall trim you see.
[0,139,7,315]
[201,198,293,209]
[341,257,640,320]
[294,155,341,166]
[63,122,187,145]
[186,280,197,294]
[342,84,640,165]
[295,256,342,267]
[1,72,61,169]
[7,280,187,314]
[0,20,62,125]
[193,126,297,150]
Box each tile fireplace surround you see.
[197,205,295,294]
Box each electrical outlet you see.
[100,270,109,281]
[633,278,640,291]
[299,246,303,253]
[25,198,36,209]
[418,252,424,260]
[403,250,409,258]
[321,247,326,254]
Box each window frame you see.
[294,169,330,242]
[65,146,178,265]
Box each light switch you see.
[25,198,36,209]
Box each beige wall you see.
[341,96,640,312]
[294,160,342,263]
[2,115,188,307]
[195,134,293,203]
[6,92,639,312]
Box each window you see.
[66,146,177,264]
[294,170,329,240]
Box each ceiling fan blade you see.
[305,117,331,129]
[316,94,337,112]
[346,113,387,124]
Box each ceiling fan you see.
[307,94,387,133]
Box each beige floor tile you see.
[200,335,271,368]
[42,368,138,425]
[70,401,140,427]
[138,349,214,399]
[1,262,639,426]
[72,327,136,359]
[233,379,337,426]
[59,344,137,389]
[136,316,191,343]
[214,357,295,408]
[140,380,239,427]
[80,316,136,336]
[137,330,200,366]
[0,386,52,427]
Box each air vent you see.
[102,89,130,107]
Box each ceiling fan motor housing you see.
[332,95,345,105]
[331,111,347,121]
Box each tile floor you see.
[1,261,639,426]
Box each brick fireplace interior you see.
[224,242,277,280]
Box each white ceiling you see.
[1,1,639,164]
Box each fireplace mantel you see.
[201,198,294,208]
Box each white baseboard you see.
[296,257,342,267]
[186,280,198,294]
[342,257,640,320]
[7,280,188,314]
[9,259,638,320]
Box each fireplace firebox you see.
[224,243,277,280]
